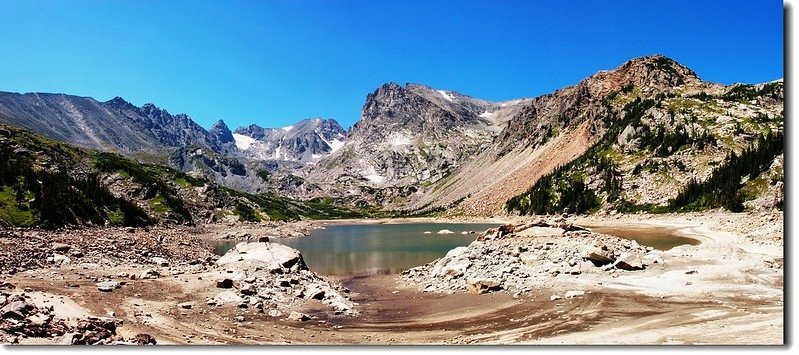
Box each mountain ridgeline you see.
[0,124,369,228]
[0,55,784,227]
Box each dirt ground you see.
[2,211,784,345]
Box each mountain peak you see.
[104,96,137,110]
[209,119,234,144]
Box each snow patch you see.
[478,111,495,118]
[437,90,454,102]
[282,125,294,132]
[327,138,345,153]
[274,145,281,160]
[500,99,524,107]
[311,154,322,159]
[364,174,385,184]
[232,133,256,150]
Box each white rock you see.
[217,242,305,272]
[96,281,120,292]
[148,257,169,266]
[214,290,243,305]
[53,254,71,266]
[564,290,585,299]
[437,229,455,235]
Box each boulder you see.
[52,243,71,252]
[214,291,243,305]
[305,284,327,300]
[52,254,71,266]
[239,283,257,295]
[436,229,454,235]
[139,269,161,280]
[564,290,585,299]
[582,239,615,266]
[133,333,157,345]
[148,257,169,266]
[216,278,234,289]
[288,311,310,322]
[216,242,306,272]
[96,281,121,292]
[466,278,502,294]
[268,310,283,317]
[443,258,471,278]
[28,312,50,327]
[1,300,32,319]
[614,252,645,271]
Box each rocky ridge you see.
[209,242,357,316]
[401,218,661,295]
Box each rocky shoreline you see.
[401,217,662,295]
[0,211,784,344]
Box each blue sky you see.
[0,0,784,130]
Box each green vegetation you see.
[506,97,656,215]
[0,186,36,226]
[256,169,271,182]
[669,131,783,212]
[720,82,783,103]
[0,137,151,228]
[92,152,193,222]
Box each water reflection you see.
[276,223,498,276]
[211,222,698,276]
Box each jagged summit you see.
[105,96,137,110]
[209,119,234,145]
[231,117,347,163]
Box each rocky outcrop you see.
[210,242,357,316]
[401,220,660,295]
[303,82,526,205]
[0,227,215,275]
[0,291,155,345]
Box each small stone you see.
[53,243,71,252]
[564,290,585,299]
[96,281,121,292]
[178,302,194,309]
[148,257,169,266]
[288,311,310,322]
[139,269,160,279]
[234,316,245,322]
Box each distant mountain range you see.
[0,55,784,219]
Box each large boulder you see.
[216,242,306,272]
[614,251,645,271]
[582,239,615,266]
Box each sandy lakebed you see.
[0,211,784,345]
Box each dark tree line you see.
[0,153,151,228]
[92,152,192,223]
[669,131,783,212]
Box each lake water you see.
[212,222,698,276]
